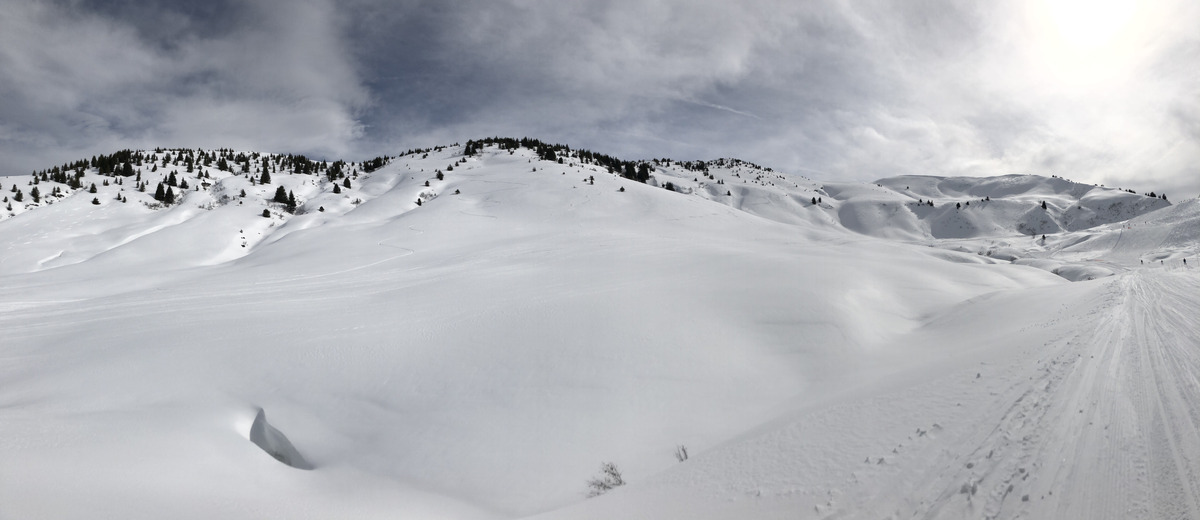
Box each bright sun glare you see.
[1025,0,1147,90]
[1045,0,1137,49]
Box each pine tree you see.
[164,187,176,204]
[30,186,40,203]
[260,170,271,185]
[92,197,100,205]
[154,183,165,201]
[89,183,97,193]
[333,184,342,194]
[636,163,650,183]
[343,178,351,189]
[286,191,297,212]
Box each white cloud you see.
[1,0,1196,198]
[0,0,369,173]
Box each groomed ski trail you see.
[904,269,1200,519]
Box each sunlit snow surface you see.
[1,145,1197,519]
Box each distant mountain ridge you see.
[0,139,1183,277]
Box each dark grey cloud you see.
[0,0,368,172]
[2,0,1198,198]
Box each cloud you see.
[1,0,1197,198]
[0,0,369,174]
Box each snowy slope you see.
[1,142,1197,519]
[532,268,1200,520]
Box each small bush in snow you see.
[585,462,625,498]
[674,445,688,462]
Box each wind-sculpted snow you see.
[247,408,313,470]
[0,142,1197,519]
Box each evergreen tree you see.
[154,183,165,201]
[333,184,342,194]
[262,209,271,218]
[30,186,40,203]
[167,172,178,187]
[164,187,176,204]
[260,170,271,185]
[92,197,100,205]
[89,183,97,193]
[273,185,288,203]
[343,178,351,189]
[286,191,297,213]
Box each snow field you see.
[1,143,1198,519]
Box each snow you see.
[1,143,1197,519]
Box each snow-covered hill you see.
[1,140,1197,519]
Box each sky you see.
[2,0,1198,198]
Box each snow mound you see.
[248,408,313,470]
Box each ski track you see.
[867,270,1200,520]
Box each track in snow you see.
[910,270,1200,519]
